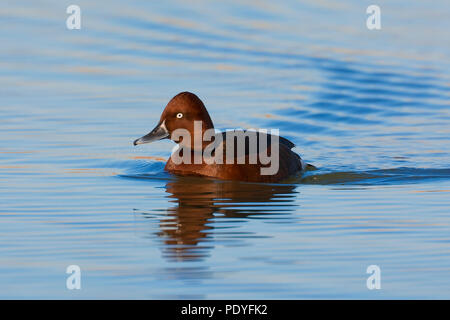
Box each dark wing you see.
[219,130,295,150]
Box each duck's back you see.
[165,131,303,182]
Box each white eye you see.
[176,113,183,119]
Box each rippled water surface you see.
[1,0,450,298]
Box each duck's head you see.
[133,92,214,147]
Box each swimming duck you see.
[133,92,306,182]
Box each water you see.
[1,0,450,299]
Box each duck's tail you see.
[306,163,318,171]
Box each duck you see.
[133,92,308,182]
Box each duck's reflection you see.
[138,176,298,262]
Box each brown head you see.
[133,92,214,147]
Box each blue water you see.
[1,0,450,299]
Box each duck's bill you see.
[133,121,169,145]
